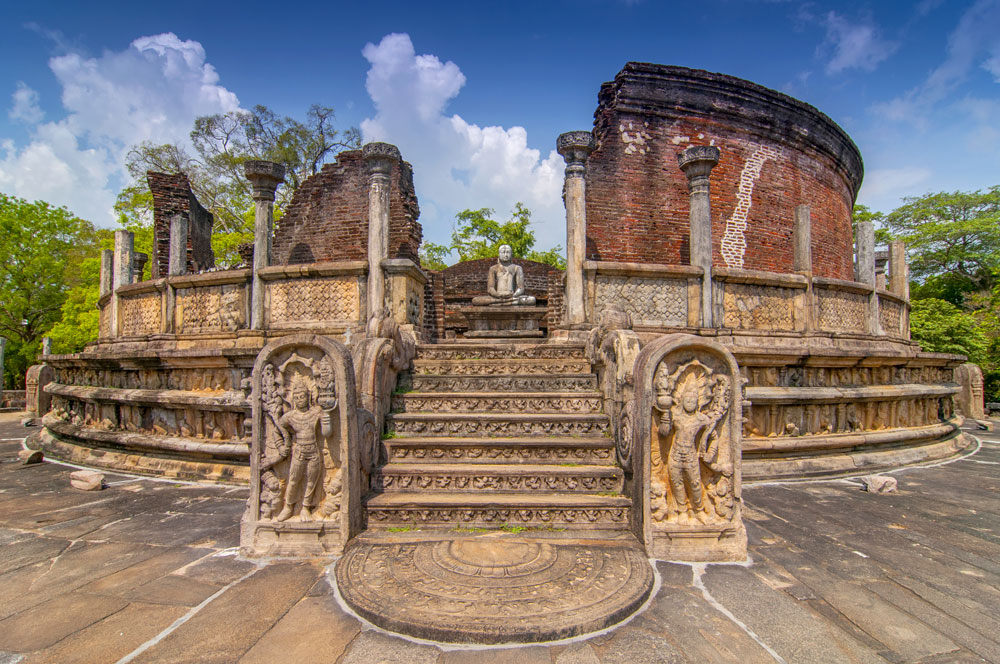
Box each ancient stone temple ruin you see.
[27,63,971,643]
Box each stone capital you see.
[363,142,401,178]
[677,145,720,178]
[244,160,286,201]
[557,131,596,175]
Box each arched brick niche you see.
[584,63,863,281]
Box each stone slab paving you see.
[0,411,997,662]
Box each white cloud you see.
[872,0,1000,122]
[9,82,43,124]
[0,33,240,225]
[360,33,565,253]
[856,167,932,209]
[822,12,897,74]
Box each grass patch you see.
[386,526,415,533]
[382,430,398,440]
[500,523,527,534]
[453,526,490,533]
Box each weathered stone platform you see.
[334,536,654,644]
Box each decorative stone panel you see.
[722,283,794,331]
[879,296,904,338]
[594,276,686,327]
[267,277,360,328]
[176,284,246,333]
[816,289,866,333]
[120,292,161,337]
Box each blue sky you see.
[1,0,998,253]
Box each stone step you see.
[384,437,616,465]
[415,343,586,361]
[399,373,599,393]
[386,413,610,438]
[410,358,592,376]
[373,463,623,493]
[365,492,631,530]
[390,392,604,415]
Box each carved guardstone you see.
[955,362,986,421]
[241,334,363,557]
[630,334,747,561]
[25,364,55,417]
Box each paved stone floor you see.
[1,412,998,663]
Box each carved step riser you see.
[390,396,604,415]
[387,445,615,465]
[372,474,623,493]
[402,375,598,393]
[415,347,587,361]
[387,420,610,438]
[366,507,630,529]
[411,362,591,376]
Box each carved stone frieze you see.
[632,334,746,561]
[55,366,248,392]
[742,364,953,389]
[373,470,621,493]
[414,345,587,361]
[176,284,246,333]
[411,361,590,376]
[387,443,614,464]
[816,289,867,333]
[120,292,161,337]
[366,506,629,527]
[390,394,603,414]
[405,374,597,392]
[387,416,609,437]
[242,334,362,557]
[594,276,687,327]
[722,283,794,330]
[879,297,903,337]
[267,277,359,326]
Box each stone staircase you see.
[365,342,631,531]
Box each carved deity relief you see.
[257,349,342,523]
[650,359,734,525]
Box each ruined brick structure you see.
[147,171,215,277]
[586,63,860,280]
[273,150,422,265]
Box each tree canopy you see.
[419,203,566,270]
[0,193,102,387]
[118,104,360,266]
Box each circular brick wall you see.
[585,63,863,280]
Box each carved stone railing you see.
[582,261,900,338]
[812,277,872,335]
[585,307,640,474]
[584,261,701,329]
[259,261,367,332]
[116,280,165,337]
[170,270,250,335]
[713,268,807,332]
[877,290,909,340]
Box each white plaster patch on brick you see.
[620,121,652,155]
[671,136,691,145]
[720,144,781,269]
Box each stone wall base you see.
[649,520,747,562]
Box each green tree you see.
[423,203,566,270]
[0,194,100,387]
[880,187,1000,300]
[908,298,989,362]
[118,104,360,266]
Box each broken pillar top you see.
[556,131,596,169]
[362,142,401,176]
[244,160,286,201]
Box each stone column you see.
[363,142,400,326]
[99,249,114,298]
[244,161,286,331]
[168,214,189,276]
[678,146,721,328]
[793,205,813,332]
[855,221,879,335]
[0,337,5,391]
[42,337,52,357]
[557,131,596,326]
[111,230,135,337]
[889,240,909,301]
